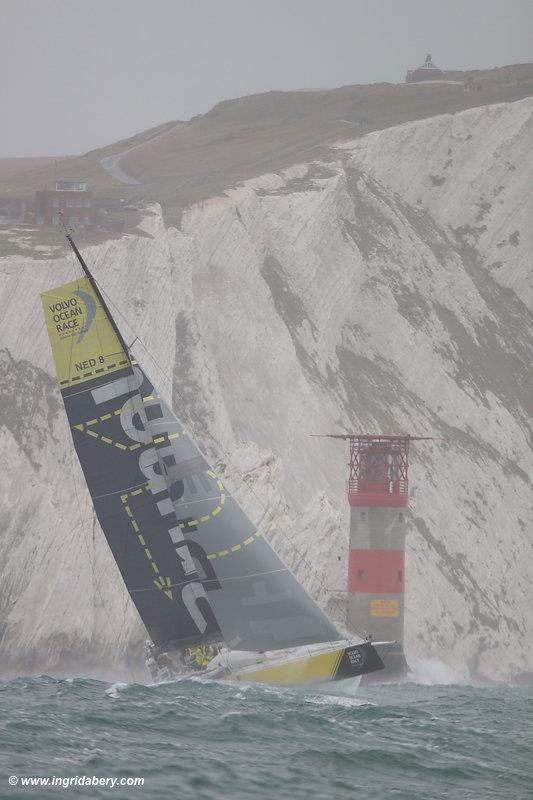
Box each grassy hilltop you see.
[0,62,532,251]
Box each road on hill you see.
[100,122,185,185]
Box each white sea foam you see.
[302,692,374,708]
[409,658,466,686]
[105,681,129,698]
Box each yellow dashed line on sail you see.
[119,493,173,601]
[58,358,130,387]
[154,576,173,595]
[119,474,227,531]
[177,470,226,530]
[73,418,184,451]
[120,485,160,503]
[207,531,262,560]
[74,393,165,429]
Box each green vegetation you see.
[124,63,533,214]
[0,62,531,247]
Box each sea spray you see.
[409,659,467,686]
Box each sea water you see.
[0,675,531,799]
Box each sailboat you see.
[41,229,384,694]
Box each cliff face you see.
[0,98,531,682]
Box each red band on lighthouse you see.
[348,549,405,594]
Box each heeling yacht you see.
[41,229,384,694]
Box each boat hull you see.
[213,640,384,695]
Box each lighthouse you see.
[324,434,430,681]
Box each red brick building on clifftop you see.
[35,180,93,226]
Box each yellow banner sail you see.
[41,276,129,388]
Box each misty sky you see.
[1,0,531,158]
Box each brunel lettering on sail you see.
[41,277,341,653]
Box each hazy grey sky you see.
[1,0,531,157]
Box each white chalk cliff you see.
[0,97,531,682]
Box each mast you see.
[61,218,132,363]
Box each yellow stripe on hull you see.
[233,647,344,686]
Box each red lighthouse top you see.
[319,434,433,508]
[347,435,410,507]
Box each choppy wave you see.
[0,675,531,799]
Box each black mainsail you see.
[41,243,341,653]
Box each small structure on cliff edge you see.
[35,180,93,227]
[405,54,446,83]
